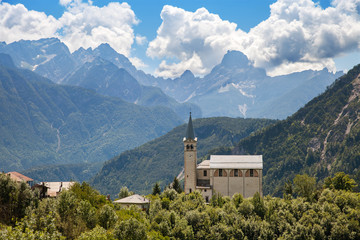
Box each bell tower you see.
[183,112,197,194]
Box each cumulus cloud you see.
[0,2,59,43]
[0,1,138,57]
[58,1,138,56]
[129,56,147,69]
[147,5,246,78]
[148,0,360,78]
[135,35,147,45]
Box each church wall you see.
[212,169,229,196]
[244,169,262,198]
[197,188,212,203]
[229,176,243,197]
[196,169,210,180]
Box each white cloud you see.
[129,56,147,69]
[147,5,246,77]
[135,35,147,45]
[155,52,207,78]
[59,1,138,56]
[148,0,360,78]
[0,1,138,57]
[0,3,59,43]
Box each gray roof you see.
[209,155,263,169]
[185,113,195,140]
[113,194,150,204]
[197,160,210,169]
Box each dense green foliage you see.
[1,172,360,240]
[91,117,276,196]
[211,64,360,195]
[0,62,182,174]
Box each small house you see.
[113,194,150,211]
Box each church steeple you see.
[184,112,197,194]
[185,112,195,140]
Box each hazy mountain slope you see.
[0,38,76,82]
[210,64,360,196]
[22,162,103,183]
[63,57,202,119]
[91,117,276,197]
[0,39,343,119]
[155,51,342,119]
[0,56,183,172]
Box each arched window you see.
[245,169,258,177]
[230,169,242,177]
[214,169,227,177]
[186,145,190,149]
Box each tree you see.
[113,218,147,240]
[77,226,110,240]
[293,174,316,201]
[232,193,244,208]
[0,173,36,225]
[118,186,133,199]
[251,192,266,219]
[152,182,161,195]
[98,205,118,230]
[324,172,357,191]
[172,177,183,193]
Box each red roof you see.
[7,171,33,182]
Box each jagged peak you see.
[181,70,195,78]
[94,43,116,53]
[220,50,250,67]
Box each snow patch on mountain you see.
[218,83,255,98]
[238,104,247,117]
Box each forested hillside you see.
[91,117,276,196]
[212,64,360,195]
[0,55,182,172]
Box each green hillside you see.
[212,64,360,196]
[0,59,183,172]
[91,117,276,196]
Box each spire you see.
[185,112,195,140]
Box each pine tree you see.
[172,177,183,193]
[152,182,161,195]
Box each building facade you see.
[183,114,263,202]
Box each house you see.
[33,181,75,197]
[113,194,150,211]
[7,171,34,187]
[183,113,263,202]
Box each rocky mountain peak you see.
[220,50,251,68]
[180,70,195,78]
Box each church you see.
[183,113,263,202]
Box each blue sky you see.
[1,0,359,78]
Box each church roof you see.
[185,112,195,140]
[209,155,263,169]
[197,160,210,169]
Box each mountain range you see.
[0,54,182,173]
[0,38,201,120]
[0,38,342,120]
[155,51,343,119]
